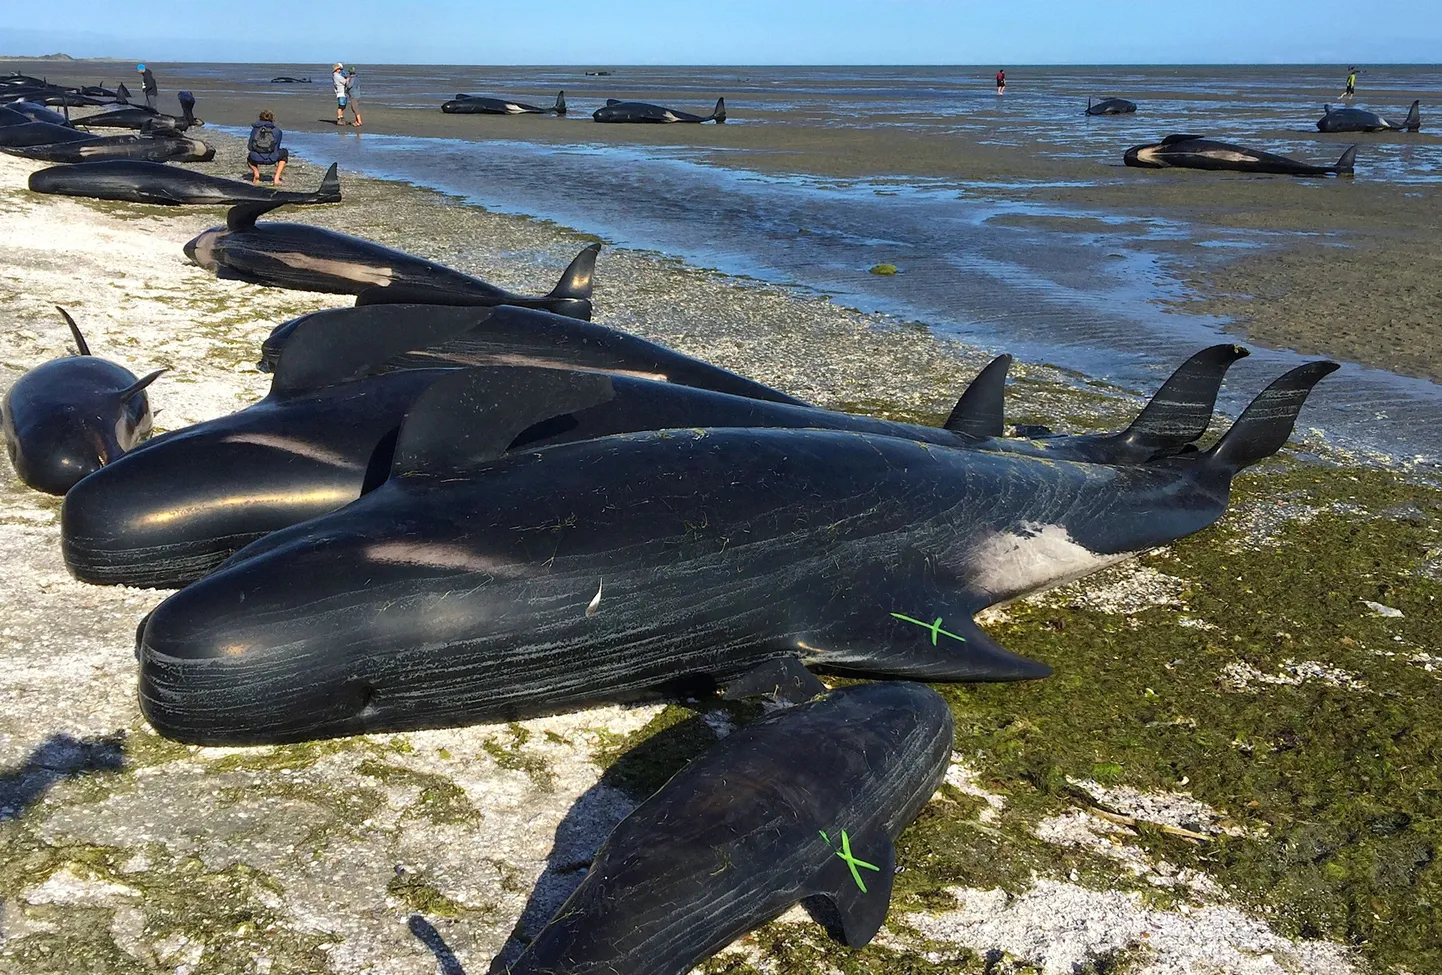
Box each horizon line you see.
[4,56,1441,68]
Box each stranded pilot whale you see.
[442,91,566,115]
[2,130,215,164]
[1317,100,1421,133]
[593,97,726,124]
[134,359,1334,744]
[2,308,163,495]
[1086,97,1137,115]
[61,305,808,588]
[30,160,341,206]
[185,202,598,318]
[1124,135,1357,177]
[76,90,201,132]
[65,342,1246,588]
[506,682,953,975]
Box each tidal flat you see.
[0,124,1438,974]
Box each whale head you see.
[1123,144,1164,168]
[184,227,224,269]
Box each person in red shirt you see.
[996,69,1006,95]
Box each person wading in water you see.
[996,68,1006,95]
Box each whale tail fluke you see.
[55,306,91,356]
[314,162,341,202]
[711,97,726,123]
[1333,144,1358,176]
[1201,361,1338,475]
[547,242,601,304]
[554,90,567,115]
[1116,344,1250,454]
[1403,99,1421,132]
[944,354,1011,438]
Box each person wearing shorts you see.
[333,63,362,126]
[247,110,290,184]
[996,69,1006,95]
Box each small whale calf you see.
[1086,97,1137,115]
[184,201,598,317]
[1124,135,1357,177]
[442,91,566,115]
[506,682,953,975]
[2,308,163,495]
[134,357,1332,744]
[30,160,342,207]
[593,97,726,124]
[1317,100,1421,133]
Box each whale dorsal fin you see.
[55,306,90,356]
[811,825,896,948]
[1161,133,1206,145]
[391,366,616,477]
[226,199,288,231]
[944,354,1011,437]
[270,305,492,395]
[606,98,621,106]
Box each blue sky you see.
[2,1,1438,65]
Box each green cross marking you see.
[890,613,967,646]
[819,829,881,893]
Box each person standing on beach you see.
[996,68,1006,95]
[1341,66,1358,99]
[137,64,158,110]
[343,65,363,127]
[333,63,363,127]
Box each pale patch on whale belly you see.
[273,253,395,287]
[965,522,1138,603]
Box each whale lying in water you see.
[442,91,566,115]
[507,682,953,975]
[63,306,806,588]
[30,160,341,206]
[184,201,598,317]
[1317,100,1421,133]
[1086,97,1137,115]
[2,308,163,495]
[134,359,1334,743]
[593,97,725,124]
[1124,135,1357,177]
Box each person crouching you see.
[247,110,289,185]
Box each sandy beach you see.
[2,61,1441,975]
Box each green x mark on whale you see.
[890,613,967,646]
[819,829,881,893]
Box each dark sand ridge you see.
[8,58,1441,382]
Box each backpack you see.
[249,124,277,155]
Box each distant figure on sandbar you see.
[1341,66,1358,100]
[996,68,1006,95]
[247,110,289,185]
[137,63,158,110]
[333,63,363,127]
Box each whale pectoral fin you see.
[876,610,1052,681]
[722,657,825,704]
[391,366,618,477]
[811,826,896,948]
[214,265,267,285]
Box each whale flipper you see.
[270,306,486,394]
[1114,344,1249,454]
[722,657,826,704]
[118,369,166,403]
[226,199,288,231]
[812,825,896,947]
[391,365,617,476]
[1202,361,1338,474]
[55,306,91,356]
[944,354,1011,437]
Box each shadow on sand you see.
[0,732,127,822]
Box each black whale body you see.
[0,101,73,126]
[1317,100,1421,133]
[0,120,93,148]
[3,131,215,163]
[62,306,806,588]
[1124,134,1357,176]
[77,91,200,132]
[2,310,162,495]
[135,359,1334,744]
[593,97,725,123]
[508,682,953,975]
[30,160,342,206]
[441,91,566,115]
[1086,97,1137,115]
[185,202,598,318]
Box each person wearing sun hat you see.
[332,62,361,126]
[136,63,158,110]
